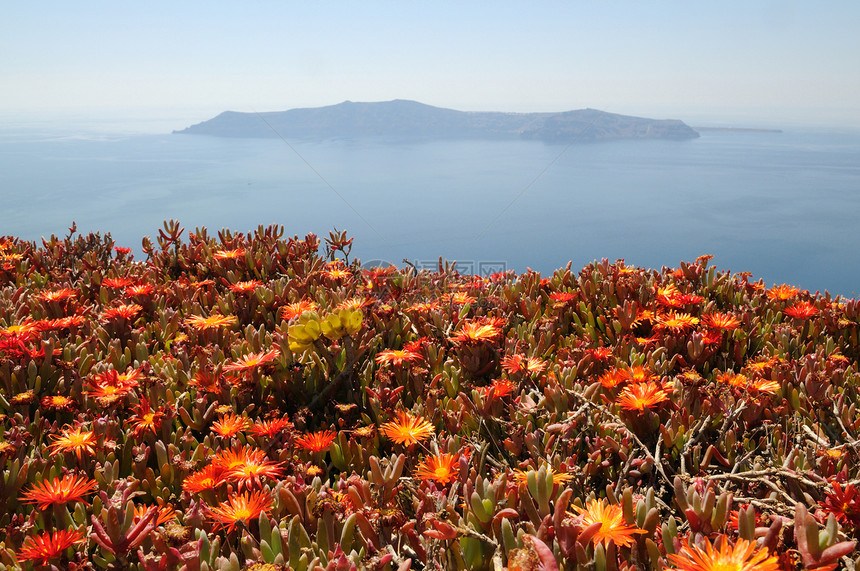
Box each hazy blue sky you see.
[3,2,860,127]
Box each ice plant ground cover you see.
[1,221,860,570]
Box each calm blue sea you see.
[2,121,859,297]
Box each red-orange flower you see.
[598,368,628,389]
[206,490,273,532]
[405,301,440,313]
[375,349,423,367]
[20,474,97,510]
[616,381,671,411]
[380,412,434,445]
[183,464,227,493]
[294,430,337,452]
[766,284,800,301]
[655,312,699,333]
[449,320,503,344]
[746,379,780,396]
[668,535,779,571]
[549,292,577,309]
[101,303,143,321]
[716,372,749,388]
[38,288,77,302]
[212,413,252,437]
[501,354,546,375]
[125,284,155,297]
[481,379,517,400]
[229,280,262,294]
[213,248,245,260]
[223,348,280,373]
[251,417,292,438]
[701,311,742,331]
[820,482,860,528]
[620,365,653,383]
[280,300,318,320]
[784,301,819,319]
[17,528,85,566]
[186,313,238,330]
[212,446,283,489]
[102,277,135,289]
[415,452,458,485]
[40,394,77,412]
[126,397,166,438]
[568,498,646,548]
[47,425,98,461]
[134,504,177,526]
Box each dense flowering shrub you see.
[1,221,859,570]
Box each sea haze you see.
[1,123,859,297]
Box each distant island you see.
[174,99,699,142]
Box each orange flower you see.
[251,417,292,438]
[549,292,577,309]
[481,379,517,400]
[415,452,458,485]
[375,349,423,367]
[322,268,352,281]
[449,320,503,344]
[501,354,546,375]
[101,303,143,321]
[598,368,628,389]
[701,312,741,331]
[126,398,166,438]
[747,379,780,396]
[616,381,671,411]
[188,370,223,393]
[125,284,155,297]
[47,425,98,461]
[405,301,440,313]
[212,446,283,489]
[280,300,318,320]
[17,528,85,566]
[183,464,227,493]
[784,301,819,319]
[84,367,142,403]
[134,504,177,526]
[568,498,645,548]
[229,280,262,294]
[655,284,703,307]
[380,412,434,445]
[716,372,749,388]
[20,474,97,510]
[337,297,373,310]
[668,535,779,571]
[38,288,77,302]
[206,490,273,532]
[820,482,860,528]
[587,347,614,361]
[223,348,280,373]
[442,292,477,305]
[213,248,245,260]
[766,284,800,301]
[102,277,135,289]
[186,313,238,330]
[294,430,337,452]
[212,413,252,437]
[620,365,653,384]
[655,312,699,333]
[40,394,77,412]
[512,466,573,487]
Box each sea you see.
[2,116,860,298]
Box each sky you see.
[3,1,860,129]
